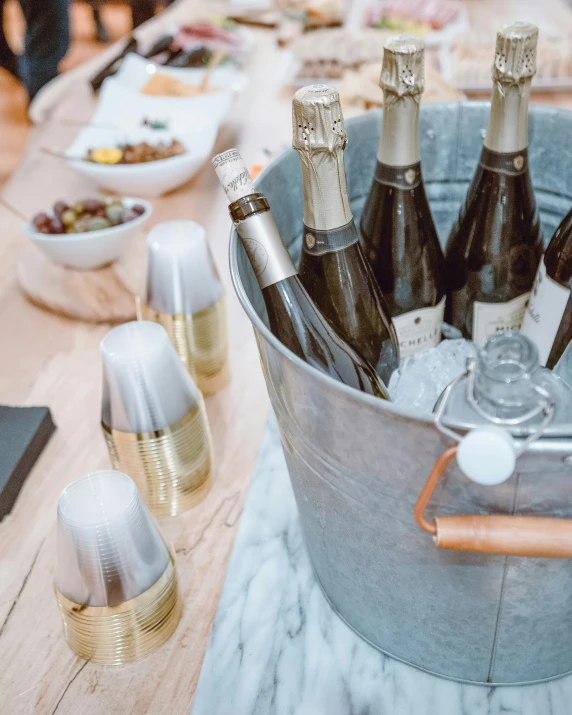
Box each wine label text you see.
[392,297,445,358]
[472,292,530,345]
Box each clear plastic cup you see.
[55,470,171,607]
[100,320,199,433]
[145,220,223,315]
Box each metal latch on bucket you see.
[412,342,572,559]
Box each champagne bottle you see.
[359,36,445,359]
[212,149,390,399]
[292,84,399,384]
[445,22,542,344]
[521,209,572,367]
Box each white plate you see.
[25,198,152,271]
[92,78,233,134]
[115,53,249,94]
[65,124,218,198]
[89,53,248,131]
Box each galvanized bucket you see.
[229,102,572,685]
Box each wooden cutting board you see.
[16,242,145,323]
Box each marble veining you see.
[192,414,572,715]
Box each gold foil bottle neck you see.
[292,84,346,152]
[493,22,538,83]
[380,35,425,98]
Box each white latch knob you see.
[456,426,516,485]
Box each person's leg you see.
[18,0,70,100]
[90,0,110,43]
[0,0,19,79]
[130,0,156,29]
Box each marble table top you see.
[192,414,572,715]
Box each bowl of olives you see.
[25,197,152,270]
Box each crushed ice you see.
[388,338,477,415]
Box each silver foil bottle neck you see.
[292,84,352,231]
[484,23,537,153]
[492,22,538,84]
[377,35,424,166]
[380,34,425,98]
[292,84,347,152]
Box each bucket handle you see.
[414,446,572,558]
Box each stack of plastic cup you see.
[100,320,213,515]
[54,470,182,664]
[142,220,230,396]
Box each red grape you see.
[83,198,106,213]
[50,218,65,234]
[32,212,50,229]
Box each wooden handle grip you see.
[435,516,572,558]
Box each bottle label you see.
[302,220,359,256]
[521,259,570,366]
[472,292,530,345]
[392,297,445,358]
[479,147,528,176]
[236,211,298,290]
[374,161,422,190]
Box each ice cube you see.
[441,322,463,340]
[389,339,477,415]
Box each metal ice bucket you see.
[230,102,572,685]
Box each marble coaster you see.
[192,414,572,715]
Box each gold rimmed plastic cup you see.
[54,470,182,664]
[100,321,214,515]
[142,220,230,396]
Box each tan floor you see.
[0,1,130,186]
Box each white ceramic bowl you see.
[65,125,217,198]
[25,198,152,270]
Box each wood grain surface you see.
[3,0,572,712]
[0,4,291,712]
[435,515,572,557]
[16,244,138,323]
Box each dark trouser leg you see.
[90,0,110,42]
[0,0,19,79]
[18,0,70,100]
[131,0,156,29]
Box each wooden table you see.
[2,0,572,713]
[0,5,291,713]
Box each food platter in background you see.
[61,52,249,198]
[92,54,247,131]
[440,32,572,92]
[278,27,464,112]
[113,52,248,96]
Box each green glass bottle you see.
[213,148,390,399]
[445,22,542,344]
[293,84,399,385]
